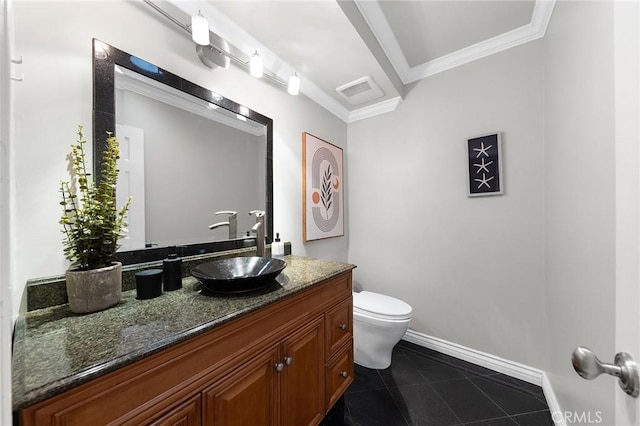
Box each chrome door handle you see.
[572,347,639,397]
[275,363,284,372]
[284,356,293,366]
[339,323,347,331]
[339,371,348,378]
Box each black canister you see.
[135,269,163,299]
[163,252,182,291]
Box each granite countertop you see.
[12,255,356,411]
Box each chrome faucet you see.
[208,211,237,239]
[249,210,265,257]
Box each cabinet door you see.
[146,394,201,426]
[202,346,280,426]
[281,317,325,426]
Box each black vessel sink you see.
[191,256,287,293]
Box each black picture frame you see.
[466,132,503,197]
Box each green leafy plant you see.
[320,164,333,218]
[59,125,131,270]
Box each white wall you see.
[347,40,547,368]
[1,0,14,422]
[10,0,348,316]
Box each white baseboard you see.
[403,329,543,385]
[542,372,566,426]
[402,329,564,426]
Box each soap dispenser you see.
[272,233,284,259]
[163,247,182,291]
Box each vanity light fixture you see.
[145,1,301,96]
[191,10,210,46]
[249,51,263,78]
[288,73,300,96]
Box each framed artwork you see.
[303,132,344,242]
[466,132,503,197]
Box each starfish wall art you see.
[466,133,503,197]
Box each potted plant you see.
[59,125,131,314]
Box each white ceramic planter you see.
[65,262,122,314]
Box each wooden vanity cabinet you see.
[19,271,352,426]
[202,317,325,426]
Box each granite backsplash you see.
[26,243,291,311]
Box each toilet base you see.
[353,319,409,370]
[354,352,393,370]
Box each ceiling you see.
[165,1,556,123]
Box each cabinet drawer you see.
[325,341,353,410]
[325,299,352,358]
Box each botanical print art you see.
[303,133,344,241]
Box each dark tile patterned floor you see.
[323,340,554,426]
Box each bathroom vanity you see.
[13,256,355,425]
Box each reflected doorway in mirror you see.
[115,124,146,251]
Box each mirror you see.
[93,39,273,264]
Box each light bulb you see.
[191,11,210,46]
[250,51,263,78]
[288,73,300,96]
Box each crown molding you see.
[406,22,541,82]
[356,0,556,84]
[347,96,402,123]
[531,0,556,34]
[352,0,411,83]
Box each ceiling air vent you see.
[336,76,384,105]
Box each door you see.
[281,317,324,426]
[613,1,640,424]
[202,346,280,426]
[115,124,146,251]
[571,3,640,425]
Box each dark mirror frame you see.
[92,39,273,264]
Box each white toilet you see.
[353,291,413,369]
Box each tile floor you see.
[325,340,554,426]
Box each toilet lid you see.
[353,291,412,320]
